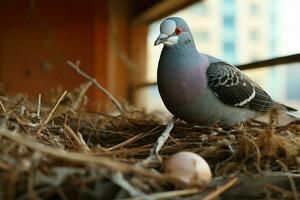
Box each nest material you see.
[0,84,299,200]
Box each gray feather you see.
[206,60,274,112]
[156,17,297,126]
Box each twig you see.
[0,160,11,170]
[14,114,40,128]
[112,172,153,200]
[143,117,175,164]
[83,110,123,117]
[243,134,262,174]
[107,126,161,151]
[276,160,299,200]
[0,127,165,180]
[56,188,68,200]
[123,188,201,200]
[67,60,123,115]
[41,90,68,126]
[0,98,7,113]
[72,81,92,111]
[63,124,90,151]
[107,133,144,151]
[265,172,300,178]
[202,177,238,200]
[37,94,41,119]
[7,170,18,200]
[266,184,300,198]
[27,169,41,200]
[76,94,85,133]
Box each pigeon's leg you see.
[239,121,246,129]
[222,125,239,154]
[222,122,248,154]
[153,117,176,159]
[142,117,176,166]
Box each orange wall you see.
[0,0,108,104]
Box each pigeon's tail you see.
[279,103,299,124]
[281,103,298,112]
[287,112,300,122]
[291,116,300,124]
[254,106,299,127]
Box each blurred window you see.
[287,65,300,100]
[223,15,235,30]
[189,4,208,15]
[195,31,209,41]
[223,0,235,15]
[142,0,300,113]
[224,0,234,5]
[250,3,259,16]
[223,41,236,61]
[250,30,259,41]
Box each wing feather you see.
[206,62,274,112]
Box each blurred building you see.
[142,0,300,113]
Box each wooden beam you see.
[129,23,148,104]
[133,0,201,24]
[238,53,300,70]
[134,53,300,89]
[107,0,131,99]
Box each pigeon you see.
[155,17,297,126]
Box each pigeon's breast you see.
[157,58,208,110]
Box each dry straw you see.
[0,62,299,199]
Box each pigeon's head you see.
[154,17,193,47]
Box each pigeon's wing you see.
[206,62,274,112]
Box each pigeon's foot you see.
[141,117,176,167]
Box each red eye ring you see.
[175,27,181,35]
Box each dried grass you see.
[0,64,299,199]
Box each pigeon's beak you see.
[154,33,168,46]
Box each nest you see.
[0,63,299,200]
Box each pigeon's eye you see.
[175,27,181,35]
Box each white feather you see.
[160,19,176,35]
[234,88,256,106]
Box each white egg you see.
[165,151,212,186]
